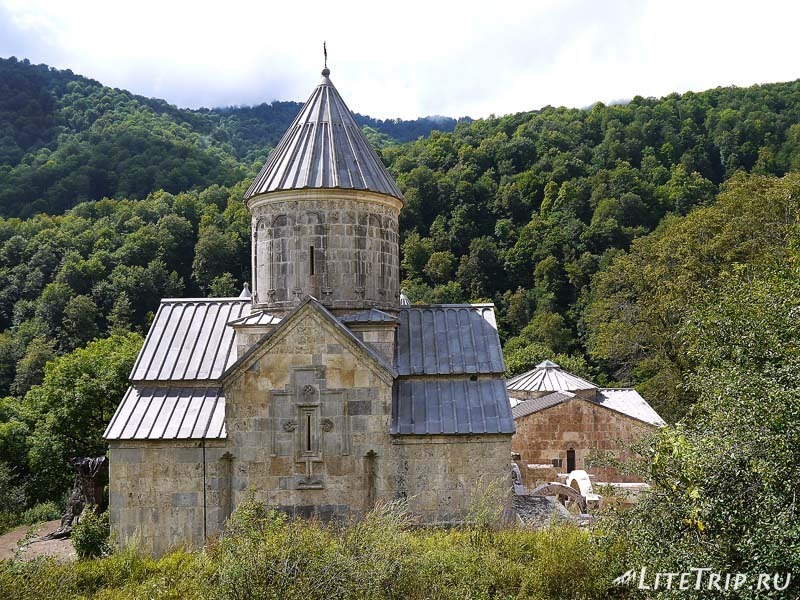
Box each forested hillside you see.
[0,57,458,217]
[1,56,800,518]
[384,80,800,419]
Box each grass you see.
[0,497,631,600]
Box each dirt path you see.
[0,520,75,561]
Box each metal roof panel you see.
[244,71,403,202]
[396,305,505,376]
[392,377,515,435]
[105,386,227,441]
[511,391,575,419]
[130,299,250,383]
[595,389,666,426]
[339,309,397,324]
[507,360,597,393]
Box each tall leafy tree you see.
[22,332,142,501]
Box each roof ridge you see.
[159,297,250,303]
[223,295,397,382]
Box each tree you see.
[23,332,142,502]
[424,251,456,285]
[209,272,239,297]
[34,281,73,335]
[11,336,54,397]
[622,261,800,593]
[456,236,504,300]
[400,232,432,279]
[107,292,134,332]
[585,173,800,421]
[61,295,100,350]
[192,225,238,292]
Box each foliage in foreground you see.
[71,509,111,559]
[614,259,800,599]
[0,499,627,600]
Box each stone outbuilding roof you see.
[509,386,665,427]
[507,360,665,426]
[594,389,666,427]
[511,391,575,419]
[244,68,403,202]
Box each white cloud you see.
[0,0,798,119]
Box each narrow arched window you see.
[567,447,576,473]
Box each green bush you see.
[0,498,626,599]
[0,511,17,535]
[212,494,623,600]
[20,501,61,525]
[0,556,78,600]
[71,508,110,559]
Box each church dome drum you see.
[244,69,404,315]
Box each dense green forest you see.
[0,57,459,217]
[0,59,799,591]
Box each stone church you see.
[104,66,515,555]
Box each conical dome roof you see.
[244,68,403,202]
[507,360,597,393]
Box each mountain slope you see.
[0,57,459,217]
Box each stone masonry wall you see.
[108,439,229,556]
[249,190,402,315]
[110,305,513,553]
[224,306,396,518]
[389,435,512,522]
[511,398,655,484]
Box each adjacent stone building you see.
[104,67,514,555]
[508,361,664,486]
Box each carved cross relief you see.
[269,366,350,489]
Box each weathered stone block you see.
[171,492,198,507]
[347,400,372,415]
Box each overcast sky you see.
[1,0,799,120]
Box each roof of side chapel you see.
[392,304,515,436]
[105,296,251,442]
[129,298,251,382]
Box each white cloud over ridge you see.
[1,0,798,120]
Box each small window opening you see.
[567,448,576,473]
[306,414,313,453]
[309,246,315,275]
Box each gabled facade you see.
[104,67,514,555]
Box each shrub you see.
[0,511,17,535]
[72,508,110,559]
[0,493,626,599]
[20,501,61,525]
[0,556,77,600]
